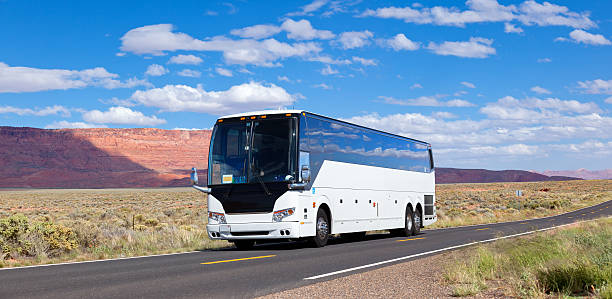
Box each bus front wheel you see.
[309,209,329,247]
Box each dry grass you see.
[0,188,228,268]
[0,179,609,268]
[432,179,611,228]
[443,217,612,298]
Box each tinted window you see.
[304,116,431,176]
[209,122,250,185]
[250,118,296,183]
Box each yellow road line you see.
[396,237,425,242]
[201,255,276,265]
[568,216,573,218]
[520,222,527,224]
[476,228,489,231]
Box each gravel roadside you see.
[259,251,509,299]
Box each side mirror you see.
[190,167,199,185]
[301,165,310,183]
[190,167,211,194]
[299,151,310,183]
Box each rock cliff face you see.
[0,126,581,188]
[0,127,211,188]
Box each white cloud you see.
[177,69,202,78]
[215,67,233,77]
[45,121,107,129]
[82,106,166,126]
[131,81,297,115]
[480,96,601,120]
[531,86,551,94]
[461,81,476,88]
[381,96,475,107]
[320,65,339,75]
[381,33,420,51]
[281,19,335,40]
[606,97,612,104]
[307,56,352,65]
[0,105,71,117]
[410,83,423,89]
[287,0,329,16]
[230,24,282,39]
[517,1,595,29]
[504,22,523,33]
[555,29,611,46]
[278,75,290,82]
[145,64,168,76]
[336,31,373,49]
[537,57,552,63]
[361,0,594,29]
[427,37,495,58]
[168,54,203,65]
[120,24,207,55]
[119,24,322,66]
[314,83,333,90]
[0,62,150,93]
[352,56,377,66]
[577,79,612,95]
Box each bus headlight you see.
[208,212,226,224]
[272,208,295,222]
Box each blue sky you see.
[1,0,611,171]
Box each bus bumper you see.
[207,221,302,240]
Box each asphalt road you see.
[1,200,610,299]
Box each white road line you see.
[425,200,610,231]
[304,217,610,281]
[0,251,201,271]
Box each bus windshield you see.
[208,118,296,185]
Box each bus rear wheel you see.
[391,206,415,237]
[309,209,329,247]
[233,240,255,250]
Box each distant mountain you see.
[435,168,580,184]
[534,169,612,180]
[0,126,586,188]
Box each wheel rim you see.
[317,216,328,240]
[406,212,413,231]
[414,211,421,229]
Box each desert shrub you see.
[144,218,159,227]
[537,263,610,295]
[0,214,78,259]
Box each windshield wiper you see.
[252,167,271,196]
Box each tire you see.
[233,240,255,250]
[412,208,422,236]
[392,206,414,237]
[309,209,330,247]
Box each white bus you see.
[191,110,436,249]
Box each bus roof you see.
[219,110,304,119]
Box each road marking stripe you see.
[425,200,610,232]
[303,217,610,281]
[520,222,527,224]
[200,255,276,265]
[0,251,201,271]
[475,228,489,231]
[396,237,425,242]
